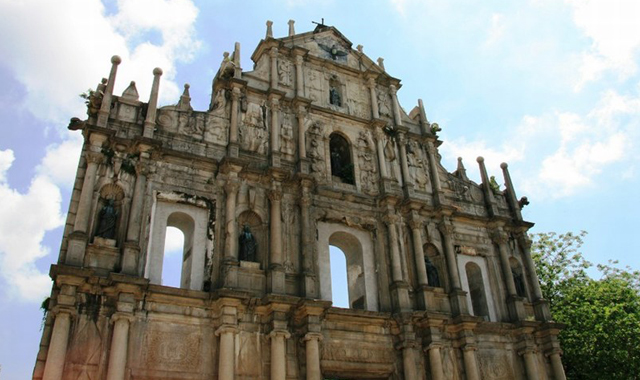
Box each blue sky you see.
[1,0,639,378]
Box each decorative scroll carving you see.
[406,139,430,190]
[278,59,292,86]
[321,343,395,364]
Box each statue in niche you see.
[329,86,341,106]
[512,269,526,297]
[95,199,118,240]
[278,60,291,86]
[406,140,429,189]
[377,91,391,117]
[425,256,441,287]
[307,122,326,178]
[357,131,377,193]
[238,225,257,262]
[280,116,294,156]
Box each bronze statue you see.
[425,257,440,288]
[238,225,257,262]
[95,199,118,239]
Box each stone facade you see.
[33,22,567,380]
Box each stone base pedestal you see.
[303,273,318,299]
[66,231,88,266]
[121,242,140,275]
[298,158,311,175]
[268,267,286,294]
[271,152,281,168]
[507,296,527,321]
[418,286,446,312]
[403,184,416,199]
[222,262,239,288]
[449,289,469,316]
[86,241,119,274]
[390,282,411,312]
[228,142,239,158]
[533,299,552,321]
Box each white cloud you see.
[36,132,84,189]
[568,0,640,89]
[483,13,506,48]
[0,149,64,302]
[0,0,201,126]
[164,226,184,257]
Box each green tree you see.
[531,231,640,380]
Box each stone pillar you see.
[295,54,305,98]
[462,345,481,380]
[42,311,72,380]
[547,349,567,380]
[425,344,445,380]
[229,87,241,145]
[105,315,132,380]
[374,129,389,178]
[97,55,121,128]
[384,214,403,283]
[417,99,429,135]
[493,228,526,320]
[296,105,307,160]
[143,68,163,138]
[389,85,403,126]
[438,222,461,290]
[520,348,540,380]
[300,183,316,297]
[269,185,285,293]
[409,219,428,287]
[401,343,419,380]
[397,133,412,187]
[269,330,291,380]
[122,160,148,274]
[288,19,295,36]
[215,325,237,380]
[303,333,323,380]
[266,20,273,38]
[270,96,280,167]
[367,77,380,119]
[224,180,240,262]
[270,47,278,89]
[500,163,523,220]
[73,151,102,234]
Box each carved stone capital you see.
[270,97,280,109]
[518,233,533,249]
[269,47,279,58]
[269,329,291,340]
[425,142,436,155]
[295,54,304,65]
[389,84,397,95]
[408,219,423,231]
[135,161,150,176]
[86,152,104,165]
[461,344,478,352]
[438,222,455,236]
[224,180,240,195]
[383,214,400,225]
[424,342,443,352]
[544,348,563,358]
[215,324,238,336]
[518,346,537,356]
[367,77,377,88]
[302,332,323,342]
[397,132,406,144]
[268,189,283,202]
[491,229,509,245]
[110,312,135,324]
[231,86,242,100]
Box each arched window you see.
[166,212,195,289]
[162,226,185,287]
[329,133,355,184]
[329,246,349,308]
[466,262,490,319]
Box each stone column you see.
[42,311,72,380]
[105,315,132,380]
[229,87,241,145]
[296,105,307,160]
[270,330,291,380]
[143,67,163,138]
[389,85,403,126]
[518,233,552,321]
[400,343,419,380]
[224,180,240,262]
[270,96,281,161]
[547,349,567,380]
[409,219,428,287]
[520,348,540,380]
[269,187,283,267]
[215,325,237,380]
[492,229,518,297]
[97,55,121,128]
[384,214,403,283]
[397,133,412,187]
[122,160,148,274]
[73,151,102,234]
[367,77,380,119]
[295,54,304,97]
[462,345,481,380]
[303,333,323,380]
[438,222,461,290]
[270,47,278,89]
[300,183,315,297]
[417,99,429,135]
[425,344,445,380]
[425,142,442,193]
[374,129,389,178]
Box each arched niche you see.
[423,243,444,289]
[92,183,125,244]
[145,195,210,291]
[329,132,355,185]
[458,255,497,321]
[509,257,527,298]
[317,222,378,311]
[237,210,266,267]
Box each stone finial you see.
[143,67,163,138]
[377,57,385,70]
[266,20,273,38]
[177,83,192,111]
[455,157,468,180]
[111,55,122,65]
[97,55,122,127]
[121,81,139,101]
[288,19,295,36]
[356,44,363,53]
[233,42,242,78]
